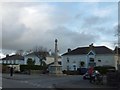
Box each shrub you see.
[94,66,116,75]
[20,65,48,72]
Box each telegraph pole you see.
[115,24,120,70]
[117,2,120,70]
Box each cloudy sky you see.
[0,0,119,56]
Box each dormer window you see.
[88,50,95,56]
[89,52,94,55]
[90,58,94,62]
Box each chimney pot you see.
[68,48,71,52]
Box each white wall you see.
[24,55,61,65]
[62,55,87,71]
[2,60,24,65]
[17,60,24,65]
[45,57,54,65]
[24,55,40,65]
[62,54,116,71]
[95,54,115,67]
[114,55,120,70]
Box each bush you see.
[2,64,9,73]
[20,65,47,72]
[94,66,116,75]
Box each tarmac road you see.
[2,73,118,90]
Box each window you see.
[67,57,69,63]
[90,58,94,62]
[73,65,77,70]
[89,62,96,67]
[67,60,69,63]
[98,60,101,62]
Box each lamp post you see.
[117,47,120,70]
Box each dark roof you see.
[2,54,24,60]
[25,52,62,58]
[48,61,61,66]
[62,46,113,56]
[25,52,49,57]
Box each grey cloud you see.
[46,26,99,53]
[2,5,29,50]
[82,16,109,28]
[93,27,115,35]
[2,25,99,53]
[1,2,102,54]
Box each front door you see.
[72,64,77,71]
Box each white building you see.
[1,54,24,71]
[62,44,117,71]
[1,52,62,72]
[24,52,61,66]
[2,54,24,65]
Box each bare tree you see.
[16,50,24,56]
[33,46,48,67]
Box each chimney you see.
[6,54,9,57]
[89,43,94,50]
[68,48,71,52]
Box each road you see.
[2,74,118,89]
[2,75,87,88]
[2,78,37,88]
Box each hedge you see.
[20,65,48,72]
[94,66,116,75]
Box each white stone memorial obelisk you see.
[49,39,62,75]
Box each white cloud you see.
[19,4,55,30]
[95,42,114,50]
[0,53,5,59]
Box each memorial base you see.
[49,64,63,76]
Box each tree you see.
[16,50,24,55]
[33,46,48,67]
[27,58,35,75]
[80,61,85,67]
